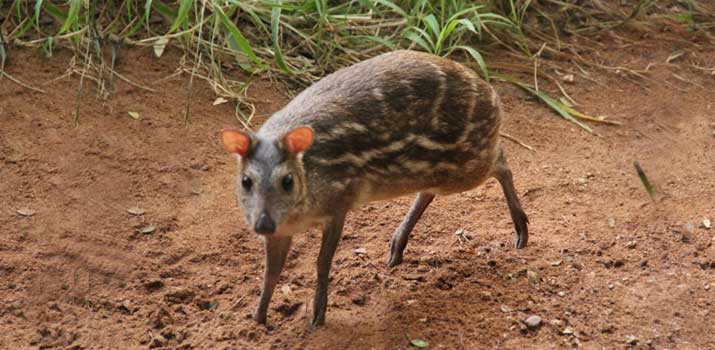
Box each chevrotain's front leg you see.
[253,236,292,325]
[311,212,346,326]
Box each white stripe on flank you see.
[314,132,475,168]
[413,134,455,151]
[428,62,447,129]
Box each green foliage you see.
[2,0,710,129]
[6,0,524,76]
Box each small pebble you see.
[527,270,541,285]
[353,247,367,255]
[685,223,695,234]
[119,300,132,314]
[151,334,167,347]
[29,335,41,345]
[16,208,35,217]
[625,335,639,345]
[608,217,616,228]
[524,315,542,329]
[558,291,566,297]
[562,327,574,336]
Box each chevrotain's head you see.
[221,127,314,235]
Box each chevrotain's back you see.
[258,50,501,209]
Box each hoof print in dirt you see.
[164,289,196,304]
[151,307,175,329]
[434,276,454,290]
[625,335,639,346]
[195,298,219,311]
[274,302,303,318]
[118,300,134,314]
[144,279,166,291]
[600,259,626,269]
[150,334,167,348]
[352,295,367,306]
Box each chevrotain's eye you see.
[241,175,253,191]
[282,174,294,192]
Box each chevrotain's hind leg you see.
[312,211,347,327]
[491,148,529,249]
[387,192,435,267]
[253,236,292,325]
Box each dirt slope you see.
[1,36,714,350]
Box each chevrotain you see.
[220,50,529,326]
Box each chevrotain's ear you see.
[221,129,252,158]
[283,127,314,155]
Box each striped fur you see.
[258,50,501,216]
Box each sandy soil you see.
[1,32,714,350]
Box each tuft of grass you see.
[1,0,712,129]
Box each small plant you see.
[396,0,514,79]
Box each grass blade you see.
[437,19,460,50]
[633,161,656,200]
[168,0,193,33]
[271,0,292,73]
[42,2,68,22]
[144,0,154,27]
[529,88,593,133]
[457,18,477,34]
[152,0,178,20]
[314,0,325,20]
[34,0,44,30]
[42,36,54,57]
[231,0,269,34]
[374,0,408,18]
[59,0,81,34]
[0,41,6,72]
[403,29,433,52]
[495,74,593,133]
[213,1,261,66]
[453,45,489,81]
[403,26,435,52]
[423,13,440,39]
[352,35,397,50]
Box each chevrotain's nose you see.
[254,212,276,235]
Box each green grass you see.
[1,0,713,130]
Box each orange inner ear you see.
[221,129,251,157]
[284,127,314,154]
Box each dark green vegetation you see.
[1,1,713,129]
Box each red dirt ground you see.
[1,34,714,350]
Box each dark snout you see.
[254,212,276,235]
